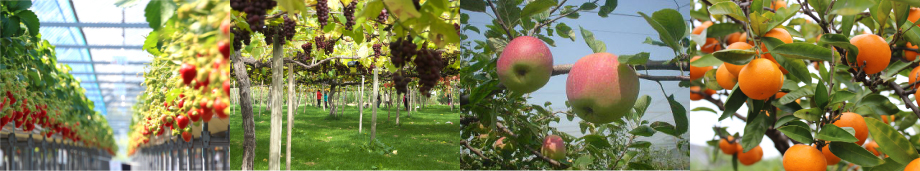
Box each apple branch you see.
[552,64,689,81]
[527,0,599,36]
[460,140,492,163]
[486,0,515,40]
[494,122,567,169]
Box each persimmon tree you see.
[459,0,690,169]
[691,0,920,170]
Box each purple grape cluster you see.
[231,26,252,50]
[263,16,297,45]
[230,0,277,32]
[314,35,336,54]
[301,43,313,61]
[389,36,417,68]
[316,0,329,29]
[393,74,410,94]
[373,43,382,58]
[344,0,357,30]
[414,48,444,96]
[377,9,388,24]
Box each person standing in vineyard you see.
[403,94,408,110]
[323,93,328,108]
[315,90,321,107]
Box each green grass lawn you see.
[228,103,460,170]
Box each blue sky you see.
[463,0,692,148]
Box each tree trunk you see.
[396,92,401,125]
[259,83,264,119]
[407,90,412,118]
[359,76,364,133]
[232,51,256,170]
[268,37,283,170]
[371,68,379,144]
[286,63,294,170]
[329,84,338,118]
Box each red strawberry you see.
[223,80,231,96]
[201,108,213,122]
[220,15,231,36]
[182,131,192,142]
[188,109,201,122]
[0,116,9,128]
[15,117,23,128]
[156,126,164,136]
[180,63,197,86]
[164,101,171,109]
[6,91,14,104]
[218,40,231,60]
[213,98,228,119]
[177,99,185,109]
[176,114,189,130]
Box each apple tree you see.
[459,0,691,169]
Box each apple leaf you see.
[579,26,607,53]
[618,52,649,65]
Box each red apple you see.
[565,53,640,124]
[497,36,553,94]
[541,135,566,160]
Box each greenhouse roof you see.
[30,0,154,142]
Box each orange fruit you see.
[813,61,821,70]
[817,142,841,165]
[865,141,880,156]
[783,144,827,171]
[719,136,741,154]
[692,21,714,35]
[775,92,788,99]
[771,0,787,10]
[909,8,920,26]
[849,34,891,75]
[882,115,896,124]
[907,42,919,61]
[739,145,763,165]
[906,158,920,171]
[909,66,920,89]
[834,112,869,145]
[701,38,723,54]
[761,28,793,74]
[738,58,785,100]
[716,64,739,90]
[726,32,748,44]
[690,56,713,80]
[704,89,717,96]
[690,86,704,101]
[724,42,754,76]
[916,90,920,108]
